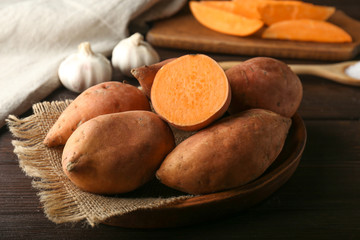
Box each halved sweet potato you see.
[151,54,231,131]
[189,1,264,37]
[262,19,352,43]
[258,1,335,25]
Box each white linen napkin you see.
[0,0,186,128]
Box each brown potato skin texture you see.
[62,111,175,194]
[131,58,175,98]
[225,57,303,118]
[44,82,151,147]
[156,109,291,195]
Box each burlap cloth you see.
[7,100,194,227]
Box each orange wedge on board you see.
[262,19,352,43]
[189,1,264,37]
[258,0,336,25]
[232,0,267,19]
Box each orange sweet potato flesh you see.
[258,1,335,25]
[201,0,238,14]
[189,1,263,37]
[131,58,175,98]
[232,0,267,19]
[156,109,292,195]
[44,82,151,147]
[62,111,175,194]
[262,19,352,43]
[151,54,231,131]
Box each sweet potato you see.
[131,58,175,98]
[225,57,302,118]
[189,1,264,37]
[258,1,335,26]
[200,0,238,16]
[156,109,292,195]
[151,54,231,131]
[262,19,352,43]
[44,82,151,147]
[62,111,175,194]
[233,0,267,19]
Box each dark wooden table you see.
[1,1,360,239]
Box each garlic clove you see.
[58,42,112,93]
[111,32,160,77]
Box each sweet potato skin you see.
[44,81,151,147]
[225,57,302,118]
[62,111,175,194]
[131,58,175,98]
[156,109,292,195]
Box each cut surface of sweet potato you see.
[189,1,263,37]
[233,0,267,19]
[262,19,352,43]
[151,54,231,131]
[258,1,336,25]
[201,0,237,14]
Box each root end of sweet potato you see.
[44,132,64,147]
[131,58,175,98]
[66,159,77,172]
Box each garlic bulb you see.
[111,32,160,77]
[58,42,112,93]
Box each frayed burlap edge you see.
[7,101,192,227]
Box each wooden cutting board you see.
[147,8,360,61]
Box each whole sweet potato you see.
[225,57,303,118]
[44,81,151,147]
[156,108,291,195]
[62,111,175,194]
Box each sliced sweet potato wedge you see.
[201,0,237,14]
[258,0,336,25]
[189,1,264,37]
[262,19,352,43]
[202,0,264,19]
[232,0,268,19]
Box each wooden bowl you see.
[103,113,307,228]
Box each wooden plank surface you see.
[1,118,360,239]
